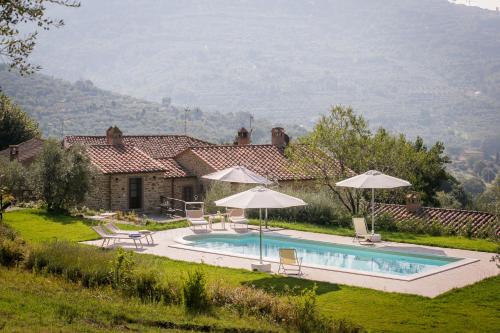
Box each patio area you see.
[83,224,498,298]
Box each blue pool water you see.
[183,234,461,276]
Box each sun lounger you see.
[106,222,154,244]
[228,208,249,230]
[185,209,209,230]
[278,248,303,275]
[92,225,147,249]
[352,217,380,243]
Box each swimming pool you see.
[181,233,467,280]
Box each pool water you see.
[183,233,461,276]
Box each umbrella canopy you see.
[336,170,411,234]
[335,170,411,189]
[215,186,306,264]
[202,166,272,185]
[214,186,307,209]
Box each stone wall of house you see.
[173,177,201,201]
[278,179,318,191]
[175,151,215,178]
[158,176,201,212]
[85,173,111,210]
[105,172,164,212]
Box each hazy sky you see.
[449,0,500,10]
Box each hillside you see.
[0,65,306,143]
[25,0,500,151]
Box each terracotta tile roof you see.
[374,203,499,236]
[86,145,166,174]
[182,145,319,181]
[64,135,212,158]
[156,158,191,178]
[0,138,44,163]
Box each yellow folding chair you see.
[278,248,303,275]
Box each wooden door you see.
[129,177,143,209]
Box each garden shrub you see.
[210,283,285,320]
[252,188,350,227]
[25,241,113,287]
[374,215,462,238]
[459,218,475,239]
[290,286,320,333]
[0,238,26,267]
[211,283,364,333]
[110,248,135,290]
[183,269,210,313]
[0,222,28,267]
[375,213,397,232]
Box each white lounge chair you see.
[92,226,146,249]
[228,208,249,230]
[278,248,303,275]
[352,217,380,243]
[106,222,154,244]
[186,209,209,230]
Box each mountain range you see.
[0,65,306,144]
[22,0,500,152]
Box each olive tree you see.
[0,156,32,199]
[33,139,93,211]
[287,105,454,214]
[286,105,370,214]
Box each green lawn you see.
[115,220,189,231]
[251,220,499,253]
[3,209,99,243]
[3,209,500,332]
[0,267,281,333]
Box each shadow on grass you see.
[31,210,98,226]
[242,276,339,296]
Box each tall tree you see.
[287,105,370,214]
[287,105,454,214]
[0,92,40,150]
[0,0,79,74]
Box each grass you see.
[0,267,281,333]
[3,208,500,332]
[251,220,499,253]
[115,220,189,231]
[3,209,99,243]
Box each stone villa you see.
[63,126,322,212]
[2,127,496,234]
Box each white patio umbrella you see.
[202,166,273,185]
[336,170,411,234]
[215,186,306,266]
[203,165,273,228]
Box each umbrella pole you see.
[265,208,268,229]
[259,208,263,264]
[371,188,375,234]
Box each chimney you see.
[106,126,123,145]
[271,127,289,149]
[405,192,421,213]
[9,145,19,161]
[234,127,251,145]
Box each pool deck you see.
[83,224,499,297]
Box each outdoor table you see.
[137,230,154,244]
[100,212,117,220]
[208,213,227,230]
[128,233,144,248]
